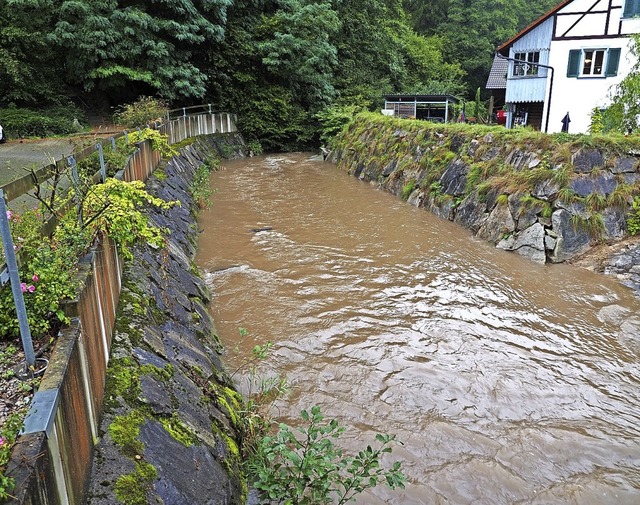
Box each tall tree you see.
[257,0,340,110]
[0,0,62,105]
[605,34,640,133]
[52,0,232,103]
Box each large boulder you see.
[496,223,546,263]
[439,158,469,196]
[382,159,398,177]
[454,192,487,233]
[426,196,456,220]
[569,173,617,197]
[505,149,539,171]
[602,207,627,240]
[508,192,544,231]
[532,178,560,200]
[611,156,638,174]
[548,209,592,262]
[476,203,516,243]
[572,148,605,173]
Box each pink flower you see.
[27,285,36,293]
[32,274,39,283]
[0,436,4,446]
[5,210,12,220]
[20,282,27,293]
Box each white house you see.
[489,0,640,133]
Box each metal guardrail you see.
[0,108,236,367]
[3,109,237,505]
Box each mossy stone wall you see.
[85,134,248,505]
[335,113,640,264]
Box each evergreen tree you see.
[0,0,62,105]
[52,0,232,103]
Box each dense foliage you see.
[0,0,562,148]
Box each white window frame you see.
[512,51,540,77]
[580,48,606,76]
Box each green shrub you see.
[316,103,368,146]
[113,97,169,128]
[248,406,405,505]
[628,196,640,235]
[401,180,416,201]
[0,105,86,138]
[0,176,176,340]
[0,409,25,499]
[0,208,82,339]
[192,155,220,208]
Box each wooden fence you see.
[2,111,237,505]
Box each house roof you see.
[486,55,508,89]
[383,94,460,103]
[497,0,572,53]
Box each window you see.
[513,51,540,77]
[623,0,640,18]
[567,48,621,78]
[582,49,605,75]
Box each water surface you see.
[196,153,640,504]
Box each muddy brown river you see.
[196,153,640,504]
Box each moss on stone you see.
[109,410,146,456]
[105,358,142,406]
[159,415,198,447]
[214,384,244,429]
[114,461,158,505]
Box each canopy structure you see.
[382,94,460,122]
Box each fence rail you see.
[0,111,236,285]
[1,109,237,505]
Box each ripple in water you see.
[197,153,640,504]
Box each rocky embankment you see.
[334,113,640,295]
[86,134,248,505]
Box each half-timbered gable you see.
[489,0,640,133]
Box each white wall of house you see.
[542,0,640,133]
[500,0,640,133]
[544,37,635,133]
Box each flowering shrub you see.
[0,166,177,340]
[79,178,177,260]
[0,234,79,339]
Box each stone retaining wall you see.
[85,134,248,505]
[4,132,248,505]
[335,115,640,270]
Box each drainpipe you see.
[495,52,555,133]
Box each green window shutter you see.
[605,48,621,76]
[567,49,581,77]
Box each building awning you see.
[486,55,508,89]
[383,94,460,104]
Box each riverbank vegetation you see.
[1,0,569,150]
[334,112,640,262]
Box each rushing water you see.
[196,153,640,504]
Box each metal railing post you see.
[67,156,83,229]
[0,189,35,368]
[96,143,106,182]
